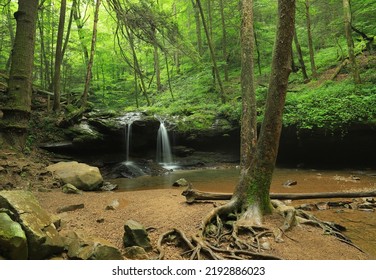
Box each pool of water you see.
[111,167,376,258]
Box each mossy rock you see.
[0,212,28,260]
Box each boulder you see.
[47,161,103,191]
[62,231,123,260]
[0,191,64,259]
[123,220,152,251]
[0,212,28,260]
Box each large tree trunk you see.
[343,0,361,84]
[239,0,257,170]
[81,0,101,107]
[0,0,39,150]
[52,0,67,112]
[233,0,296,221]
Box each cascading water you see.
[124,122,133,162]
[156,121,173,166]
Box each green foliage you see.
[1,0,375,137]
[284,80,376,131]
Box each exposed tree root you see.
[157,197,365,260]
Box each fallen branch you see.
[182,186,376,203]
[330,59,349,80]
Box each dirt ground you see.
[33,187,368,260]
[0,149,369,260]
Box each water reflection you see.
[111,167,376,258]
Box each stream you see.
[111,167,376,259]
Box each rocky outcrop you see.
[0,191,64,259]
[47,161,103,191]
[0,190,123,260]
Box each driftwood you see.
[181,186,376,204]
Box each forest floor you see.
[0,148,370,260]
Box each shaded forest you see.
[0,0,375,139]
[0,0,375,262]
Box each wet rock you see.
[57,203,85,214]
[62,231,123,260]
[0,212,28,260]
[123,220,152,251]
[62,183,82,194]
[47,161,103,191]
[172,178,190,187]
[124,246,149,260]
[0,191,64,259]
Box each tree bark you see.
[52,0,67,112]
[5,3,15,72]
[293,26,309,81]
[0,0,39,150]
[239,0,257,170]
[305,0,317,78]
[233,0,296,218]
[196,0,226,103]
[219,0,229,82]
[125,25,150,106]
[153,27,162,92]
[191,0,203,56]
[81,0,101,107]
[182,187,376,203]
[73,0,90,66]
[343,0,361,84]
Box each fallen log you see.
[181,186,376,204]
[330,59,349,80]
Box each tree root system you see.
[157,192,368,260]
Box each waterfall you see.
[124,122,133,162]
[156,121,173,165]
